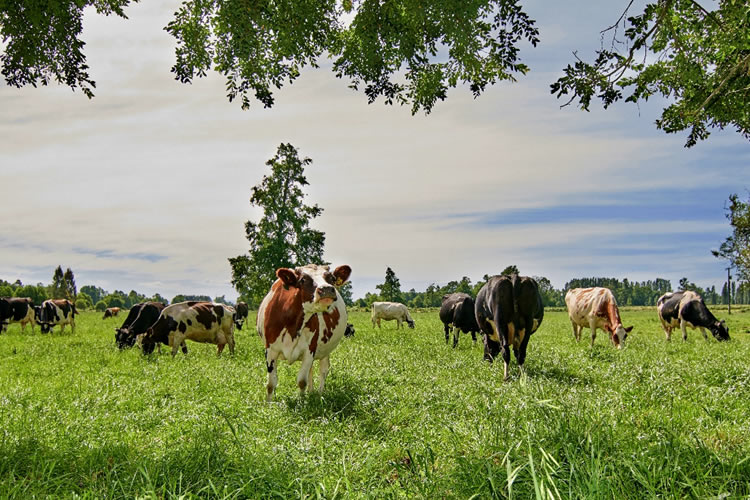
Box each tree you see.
[14,284,47,304]
[50,266,66,299]
[63,268,77,300]
[376,267,403,303]
[714,193,750,282]
[95,300,107,312]
[1,1,538,114]
[501,265,519,276]
[76,292,93,310]
[229,143,326,306]
[338,281,354,307]
[552,1,750,147]
[80,285,107,305]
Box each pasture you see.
[1,308,749,498]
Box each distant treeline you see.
[0,268,233,311]
[354,275,750,308]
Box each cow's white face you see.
[611,325,633,349]
[277,264,352,314]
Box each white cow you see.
[371,302,415,329]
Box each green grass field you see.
[1,307,749,498]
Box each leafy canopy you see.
[0,0,538,114]
[551,0,750,147]
[229,143,326,306]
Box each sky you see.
[1,1,747,302]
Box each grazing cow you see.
[565,287,633,349]
[36,299,76,334]
[258,263,351,401]
[141,301,235,356]
[440,293,479,348]
[114,302,167,350]
[102,307,121,319]
[234,301,249,330]
[475,274,544,380]
[657,290,729,341]
[371,302,415,329]
[0,297,37,333]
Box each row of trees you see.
[0,267,226,312]
[355,267,750,309]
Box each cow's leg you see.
[297,350,315,396]
[371,316,376,328]
[180,341,187,354]
[265,349,279,402]
[699,327,708,340]
[471,330,477,343]
[570,320,580,341]
[396,319,402,329]
[59,324,65,334]
[588,319,597,347]
[317,356,331,392]
[171,333,185,357]
[217,343,226,356]
[308,362,314,389]
[453,326,460,348]
[444,323,450,344]
[228,332,236,355]
[483,334,500,363]
[516,323,533,377]
[680,320,688,341]
[661,321,672,341]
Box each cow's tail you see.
[511,274,521,316]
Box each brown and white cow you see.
[257,263,351,401]
[565,287,633,349]
[141,301,235,356]
[0,297,37,333]
[36,299,76,334]
[102,307,121,319]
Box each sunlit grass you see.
[0,307,749,498]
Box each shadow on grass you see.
[282,372,378,423]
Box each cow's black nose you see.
[318,285,336,299]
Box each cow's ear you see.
[277,268,299,287]
[332,265,352,286]
[625,326,634,333]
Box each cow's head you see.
[406,319,415,329]
[344,322,355,337]
[115,328,136,350]
[611,325,633,349]
[710,320,730,341]
[276,264,351,314]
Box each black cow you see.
[37,299,76,334]
[234,301,249,330]
[657,290,729,341]
[475,274,544,380]
[344,322,356,337]
[440,293,479,348]
[115,301,167,350]
[0,297,36,333]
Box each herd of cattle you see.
[0,265,733,399]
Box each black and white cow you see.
[36,299,76,334]
[141,301,235,357]
[115,301,167,350]
[234,301,249,330]
[0,297,37,333]
[439,293,479,348]
[657,290,729,341]
[475,274,544,380]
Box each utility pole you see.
[726,266,732,315]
